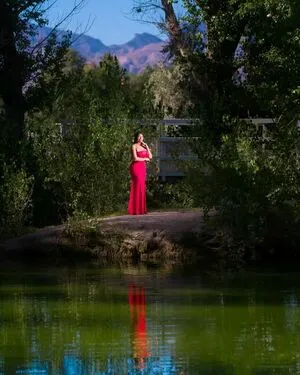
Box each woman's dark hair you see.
[133,130,142,143]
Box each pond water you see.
[0,264,300,374]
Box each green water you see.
[0,265,300,374]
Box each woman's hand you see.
[141,142,152,160]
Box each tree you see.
[0,0,84,160]
[133,0,300,256]
[127,67,163,119]
[82,54,129,120]
[134,0,300,120]
[147,63,193,117]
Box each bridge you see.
[147,118,275,182]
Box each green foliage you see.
[147,64,193,117]
[236,0,300,115]
[27,109,133,223]
[0,1,72,160]
[185,115,300,252]
[154,0,300,119]
[0,159,34,238]
[147,177,194,209]
[128,67,163,119]
[139,0,300,257]
[20,52,163,227]
[82,54,129,119]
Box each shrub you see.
[184,115,300,255]
[147,176,194,209]
[27,110,134,223]
[0,160,34,238]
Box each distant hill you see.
[34,27,167,73]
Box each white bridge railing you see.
[154,118,275,181]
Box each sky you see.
[46,0,166,46]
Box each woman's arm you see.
[131,145,149,161]
[143,143,152,160]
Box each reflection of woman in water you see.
[128,284,149,369]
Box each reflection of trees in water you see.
[4,273,300,374]
[0,358,3,375]
[284,291,298,333]
[11,284,181,375]
[13,354,179,374]
[11,356,300,375]
[12,356,240,374]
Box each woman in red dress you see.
[128,131,152,215]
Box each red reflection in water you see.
[128,284,149,369]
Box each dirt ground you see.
[100,209,203,239]
[0,209,204,252]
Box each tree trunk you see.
[0,3,26,161]
[160,0,188,58]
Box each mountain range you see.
[34,27,167,73]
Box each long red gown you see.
[128,149,149,215]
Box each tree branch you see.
[30,0,87,55]
[160,0,188,57]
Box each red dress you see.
[128,149,149,215]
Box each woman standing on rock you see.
[128,131,152,215]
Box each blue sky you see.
[46,0,166,45]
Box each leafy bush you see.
[184,115,300,254]
[0,160,34,238]
[27,109,134,223]
[147,176,194,209]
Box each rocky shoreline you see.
[0,210,206,264]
